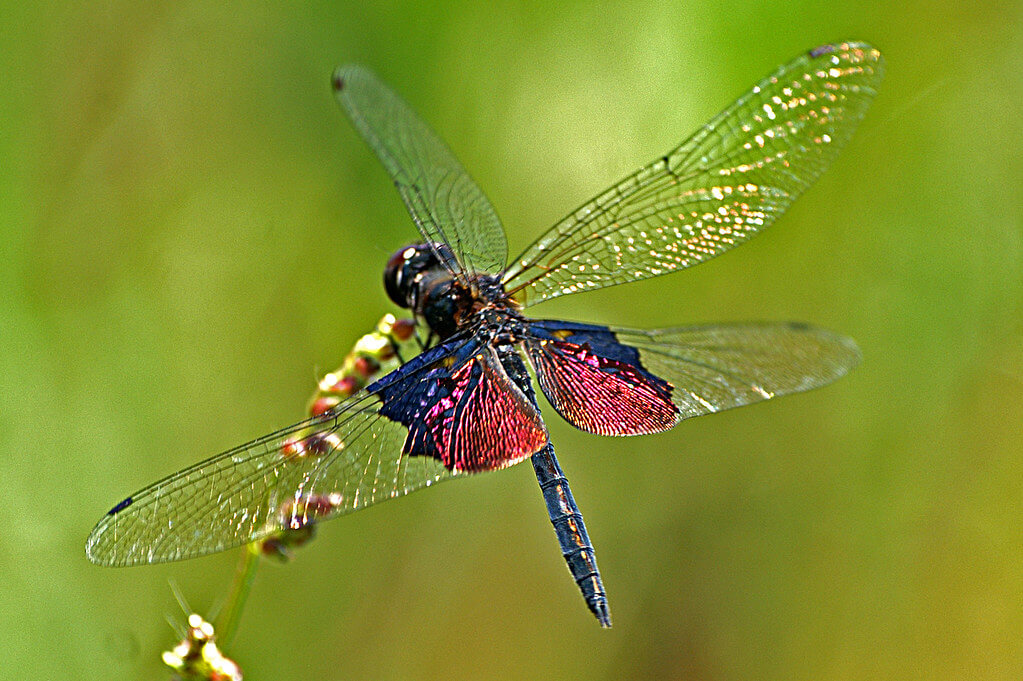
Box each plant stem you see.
[217,543,261,648]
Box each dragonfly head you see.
[383,242,455,308]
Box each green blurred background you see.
[2,1,1021,679]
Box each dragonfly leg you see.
[417,327,434,352]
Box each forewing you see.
[333,65,508,279]
[503,42,883,306]
[611,322,861,421]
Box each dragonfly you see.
[86,42,883,627]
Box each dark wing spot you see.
[331,70,345,92]
[662,155,680,180]
[809,44,837,58]
[107,497,134,515]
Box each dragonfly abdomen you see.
[532,446,610,627]
[495,344,611,627]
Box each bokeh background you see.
[3,1,1021,679]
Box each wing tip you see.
[808,41,885,76]
[85,497,136,566]
[84,532,114,567]
[331,64,370,94]
[783,321,862,374]
[809,40,879,56]
[331,65,353,93]
[838,335,863,375]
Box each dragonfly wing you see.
[85,396,444,566]
[523,320,679,436]
[370,336,548,473]
[503,42,883,306]
[333,65,508,279]
[612,322,860,420]
[523,320,859,435]
[85,336,546,567]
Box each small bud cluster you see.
[162,614,242,681]
[259,493,343,561]
[258,314,418,560]
[307,314,416,416]
[160,315,420,677]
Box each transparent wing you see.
[333,65,508,280]
[503,42,883,306]
[611,322,861,421]
[85,394,456,566]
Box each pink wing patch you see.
[529,339,678,437]
[416,353,548,472]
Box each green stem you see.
[217,544,261,648]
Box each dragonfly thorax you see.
[383,242,515,340]
[416,272,474,339]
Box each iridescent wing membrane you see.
[503,42,883,306]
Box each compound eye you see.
[383,245,419,308]
[383,243,456,308]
